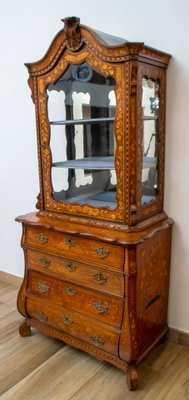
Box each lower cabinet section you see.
[17,213,173,391]
[26,296,120,356]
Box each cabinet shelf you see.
[52,156,115,170]
[52,156,157,170]
[143,156,157,168]
[50,117,115,126]
[142,116,158,121]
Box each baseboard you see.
[168,327,189,348]
[0,270,22,287]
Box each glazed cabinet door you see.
[36,48,127,222]
[134,63,167,223]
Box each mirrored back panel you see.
[47,63,117,209]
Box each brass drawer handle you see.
[65,287,76,296]
[62,316,73,325]
[38,282,50,293]
[92,272,107,284]
[64,262,77,272]
[93,302,109,314]
[64,239,76,247]
[94,247,110,259]
[90,335,105,346]
[35,233,48,244]
[39,256,51,267]
[35,311,48,322]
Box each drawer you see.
[28,271,124,328]
[25,227,124,270]
[27,249,124,298]
[26,297,119,356]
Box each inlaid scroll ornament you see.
[62,17,83,51]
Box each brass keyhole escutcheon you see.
[64,239,76,247]
[62,316,73,325]
[64,262,77,272]
[65,287,76,296]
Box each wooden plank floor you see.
[1,278,189,399]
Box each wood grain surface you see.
[1,277,189,399]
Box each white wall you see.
[0,0,189,332]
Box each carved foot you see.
[19,320,32,337]
[127,365,138,391]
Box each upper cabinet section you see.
[26,17,171,225]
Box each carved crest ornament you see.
[62,16,83,51]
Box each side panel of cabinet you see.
[136,224,172,353]
[135,63,167,223]
[119,222,172,363]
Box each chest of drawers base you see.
[17,213,173,391]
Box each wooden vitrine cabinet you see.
[17,17,173,391]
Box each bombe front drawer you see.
[27,270,124,328]
[27,249,124,297]
[25,227,124,270]
[26,297,120,356]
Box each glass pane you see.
[47,63,117,209]
[141,77,159,205]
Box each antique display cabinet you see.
[16,17,173,391]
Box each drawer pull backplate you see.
[92,272,107,284]
[35,311,48,322]
[90,335,105,346]
[93,302,109,314]
[39,256,51,267]
[94,247,110,259]
[35,234,48,244]
[38,282,50,293]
